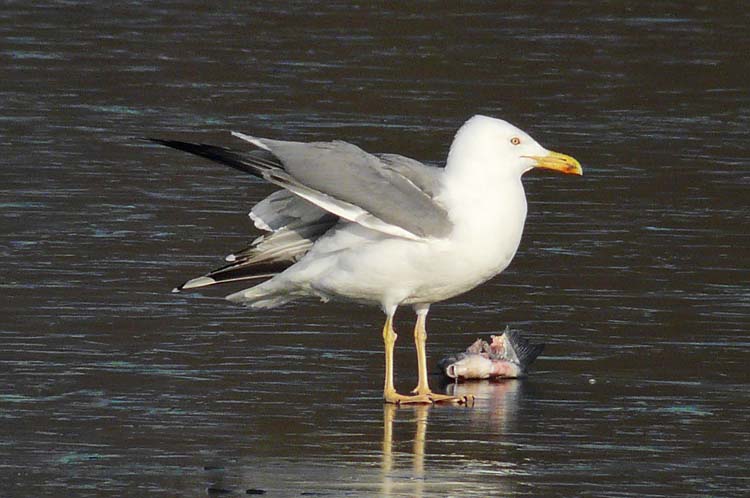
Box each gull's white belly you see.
[290,216,524,308]
[280,177,529,309]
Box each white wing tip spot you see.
[232,131,270,150]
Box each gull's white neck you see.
[437,160,528,278]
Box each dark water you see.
[2,2,749,496]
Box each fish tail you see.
[505,329,545,371]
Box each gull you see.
[150,115,582,404]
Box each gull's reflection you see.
[381,403,428,498]
[380,380,521,497]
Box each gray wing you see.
[234,133,452,240]
[248,189,334,232]
[376,153,444,198]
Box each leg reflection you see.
[381,404,430,498]
[412,404,427,498]
[382,404,394,496]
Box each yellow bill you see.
[526,151,583,176]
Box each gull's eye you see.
[510,137,521,146]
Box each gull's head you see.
[447,115,582,179]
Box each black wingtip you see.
[147,138,219,156]
[145,137,278,178]
[142,137,175,146]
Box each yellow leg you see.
[382,314,398,400]
[382,313,424,404]
[382,309,473,405]
[412,310,431,395]
[411,307,473,404]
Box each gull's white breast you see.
[284,174,529,309]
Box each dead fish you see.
[438,327,544,380]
